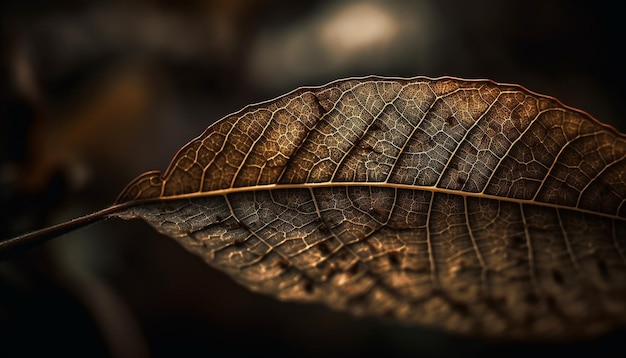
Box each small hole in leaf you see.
[276,258,290,270]
[304,280,314,294]
[388,252,400,266]
[317,242,331,255]
[348,262,361,275]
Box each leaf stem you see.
[0,205,125,260]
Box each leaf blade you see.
[115,76,626,339]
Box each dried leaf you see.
[5,76,626,340]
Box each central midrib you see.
[127,181,624,221]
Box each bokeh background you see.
[1,0,625,357]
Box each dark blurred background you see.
[1,0,625,357]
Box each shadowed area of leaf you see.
[4,76,626,340]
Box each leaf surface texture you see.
[115,77,626,339]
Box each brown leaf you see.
[5,76,626,340]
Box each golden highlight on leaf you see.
[6,76,626,340]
